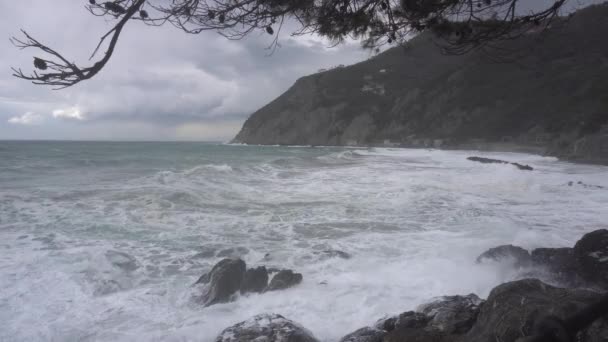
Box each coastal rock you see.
[339,327,386,342]
[463,278,602,342]
[199,258,246,307]
[266,269,303,291]
[240,266,269,294]
[574,229,608,288]
[383,311,431,331]
[467,157,533,171]
[531,247,583,287]
[215,313,319,342]
[476,245,532,268]
[467,156,510,165]
[417,294,483,334]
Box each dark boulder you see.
[467,156,533,171]
[531,247,584,287]
[198,258,246,307]
[476,245,532,268]
[380,311,430,331]
[240,266,269,294]
[215,313,319,342]
[417,294,483,334]
[195,258,233,285]
[467,156,509,164]
[266,269,303,291]
[574,229,608,288]
[463,278,603,342]
[339,327,385,342]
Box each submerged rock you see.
[105,250,139,271]
[417,294,483,334]
[240,266,269,294]
[266,269,303,291]
[320,249,352,259]
[199,258,246,307]
[215,313,319,342]
[476,244,532,268]
[574,229,608,288]
[467,156,534,171]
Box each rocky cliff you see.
[233,4,608,163]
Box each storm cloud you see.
[0,1,368,141]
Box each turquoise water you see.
[1,141,607,341]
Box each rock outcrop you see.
[463,279,606,342]
[200,258,246,307]
[233,4,608,164]
[240,266,269,294]
[574,229,608,288]
[196,259,303,307]
[476,244,532,268]
[215,313,319,342]
[267,269,303,291]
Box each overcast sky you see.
[0,0,370,141]
[0,0,601,141]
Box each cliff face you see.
[233,4,608,162]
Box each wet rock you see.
[266,269,303,291]
[417,294,483,334]
[105,250,139,271]
[216,247,249,258]
[215,313,319,342]
[467,156,533,171]
[476,244,532,268]
[574,229,608,288]
[199,258,246,307]
[384,328,445,342]
[339,327,385,342]
[463,278,602,342]
[380,311,430,331]
[195,258,232,285]
[511,162,534,171]
[467,156,509,164]
[531,247,584,287]
[240,266,269,294]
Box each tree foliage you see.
[11,0,568,88]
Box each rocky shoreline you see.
[205,229,608,341]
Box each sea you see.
[0,141,607,341]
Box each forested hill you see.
[233,3,608,163]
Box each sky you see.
[0,1,369,141]
[0,0,601,141]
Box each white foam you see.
[1,145,608,341]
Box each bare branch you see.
[10,0,570,88]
